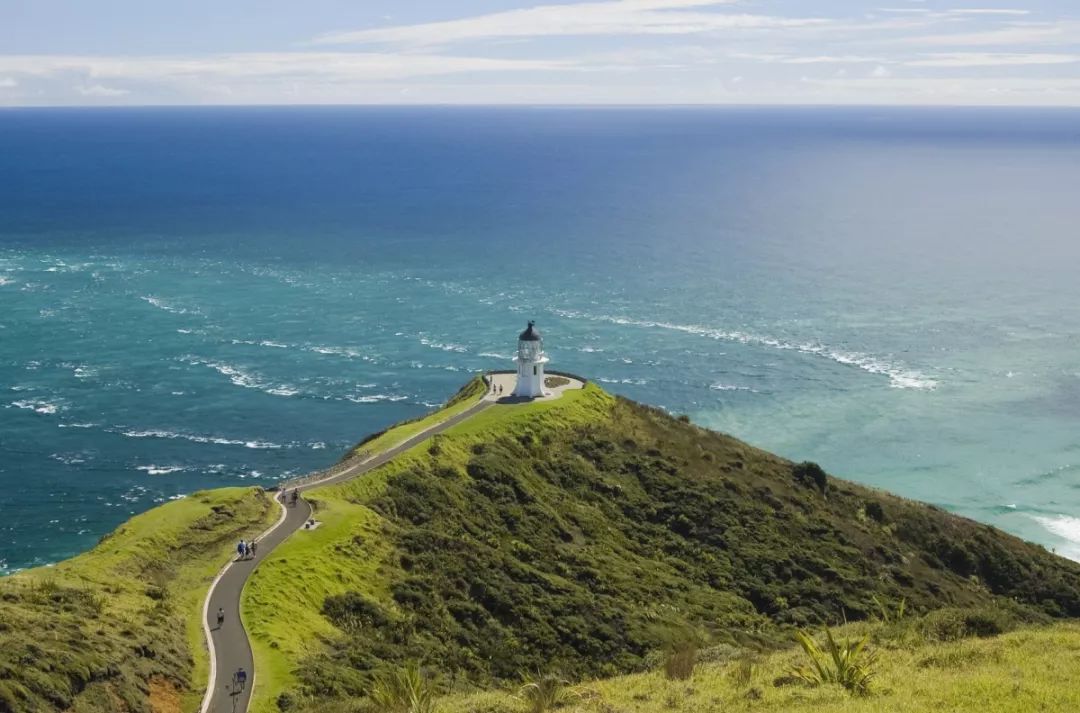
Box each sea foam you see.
[1032,514,1080,562]
[553,309,937,390]
[122,428,283,449]
[140,295,199,315]
[136,465,186,476]
[9,399,62,415]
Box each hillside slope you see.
[0,487,277,713]
[243,380,1080,710]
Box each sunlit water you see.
[2,106,1079,572]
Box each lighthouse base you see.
[513,360,548,399]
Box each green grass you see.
[0,487,278,713]
[242,382,610,712]
[344,375,488,461]
[436,620,1080,713]
[243,378,1080,711]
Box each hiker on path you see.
[236,540,246,560]
[234,667,247,692]
[216,607,225,629]
[250,539,258,557]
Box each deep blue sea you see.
[2,106,1080,573]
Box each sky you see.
[0,0,1078,106]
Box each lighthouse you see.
[513,321,549,399]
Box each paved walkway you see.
[199,371,584,713]
[484,371,585,402]
[200,394,494,713]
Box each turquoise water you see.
[2,106,1080,572]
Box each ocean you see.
[2,106,1079,573]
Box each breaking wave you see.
[136,465,186,476]
[710,382,759,393]
[140,295,200,315]
[181,357,301,397]
[9,399,62,415]
[345,394,410,404]
[552,309,937,390]
[419,337,469,353]
[121,429,284,449]
[1032,514,1080,562]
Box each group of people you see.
[491,383,504,396]
[236,538,258,560]
[283,487,300,506]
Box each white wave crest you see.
[596,377,649,386]
[710,382,759,393]
[308,345,374,361]
[478,352,513,360]
[137,465,186,476]
[1032,514,1080,562]
[141,295,199,315]
[182,356,302,398]
[345,394,410,404]
[58,422,96,429]
[419,337,469,353]
[0,276,14,286]
[9,399,62,415]
[553,309,936,390]
[122,428,283,449]
[231,339,290,349]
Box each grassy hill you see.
[0,487,277,713]
[437,618,1080,713]
[239,378,1080,712]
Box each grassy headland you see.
[240,380,1080,711]
[0,487,277,713]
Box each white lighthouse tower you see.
[513,321,549,399]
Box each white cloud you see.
[0,52,573,84]
[76,84,129,97]
[311,0,828,47]
[0,77,17,88]
[907,52,1080,67]
[872,64,891,77]
[899,22,1080,47]
[947,9,1031,16]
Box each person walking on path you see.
[216,607,225,629]
[233,667,247,692]
[236,540,246,561]
[249,539,258,557]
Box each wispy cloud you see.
[311,0,828,47]
[906,52,1080,67]
[0,52,573,84]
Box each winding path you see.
[198,372,583,712]
[199,390,497,713]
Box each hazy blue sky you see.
[1,0,1078,106]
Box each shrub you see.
[918,605,1027,642]
[369,662,438,713]
[791,628,877,696]
[792,462,828,494]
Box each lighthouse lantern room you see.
[513,321,549,398]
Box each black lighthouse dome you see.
[519,320,541,342]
